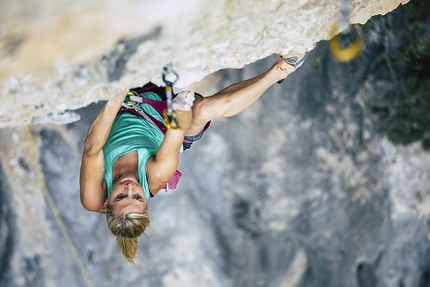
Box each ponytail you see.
[106,207,150,266]
[116,237,138,266]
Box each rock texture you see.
[0,0,409,128]
[3,48,430,286]
[1,1,430,287]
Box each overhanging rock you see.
[0,0,409,128]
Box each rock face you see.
[1,1,430,287]
[0,0,409,128]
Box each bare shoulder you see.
[145,156,169,196]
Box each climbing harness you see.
[124,90,160,127]
[123,64,181,129]
[25,125,93,287]
[120,84,184,191]
[162,63,180,129]
[329,0,363,62]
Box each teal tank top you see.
[103,91,175,200]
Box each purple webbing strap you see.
[130,83,160,94]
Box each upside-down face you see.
[105,173,147,216]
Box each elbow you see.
[83,139,92,153]
[80,193,104,213]
[80,194,92,211]
[80,198,102,213]
[192,97,213,124]
[83,139,101,156]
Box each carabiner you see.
[329,25,363,62]
[123,91,139,107]
[162,63,179,86]
[162,63,180,129]
[163,108,180,129]
[329,0,363,62]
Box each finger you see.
[185,96,194,106]
[179,91,194,100]
[184,91,195,102]
[177,91,189,99]
[187,90,195,99]
[173,102,190,111]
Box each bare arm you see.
[146,128,186,193]
[146,106,193,194]
[79,89,128,212]
[198,58,294,119]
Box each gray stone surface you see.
[1,2,430,287]
[0,0,410,128]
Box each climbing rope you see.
[25,125,93,287]
[329,0,363,62]
[162,63,180,129]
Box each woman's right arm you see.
[79,89,128,212]
[146,92,194,194]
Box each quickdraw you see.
[329,0,363,62]
[162,63,180,129]
[121,63,181,130]
[124,91,159,127]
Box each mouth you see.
[118,174,139,184]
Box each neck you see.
[112,150,139,184]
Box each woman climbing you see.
[79,53,308,265]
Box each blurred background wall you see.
[1,0,430,287]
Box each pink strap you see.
[165,170,182,190]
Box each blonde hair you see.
[106,207,150,266]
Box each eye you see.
[133,195,143,201]
[115,194,127,201]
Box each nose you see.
[124,183,134,193]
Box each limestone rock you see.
[1,2,430,286]
[0,0,409,128]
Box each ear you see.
[102,199,109,213]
